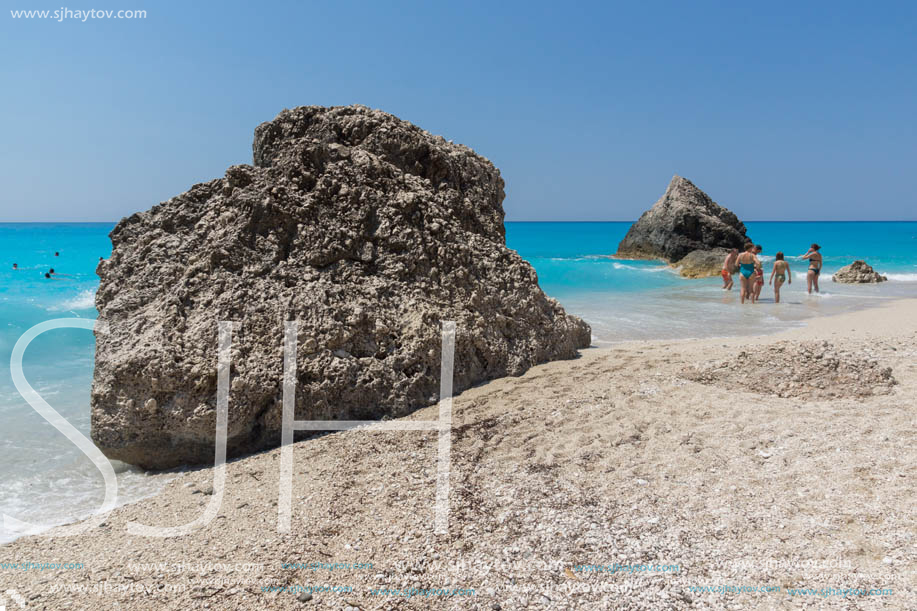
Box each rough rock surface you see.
[675,247,732,278]
[616,175,751,263]
[92,104,590,469]
[833,260,888,283]
[681,340,896,400]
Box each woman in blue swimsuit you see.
[736,243,759,305]
[800,243,823,294]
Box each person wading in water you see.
[800,243,823,294]
[736,243,760,305]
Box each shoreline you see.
[595,294,917,348]
[584,278,917,348]
[1,298,914,609]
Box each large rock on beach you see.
[92,104,591,469]
[832,260,887,284]
[616,175,751,263]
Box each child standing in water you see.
[752,245,765,303]
[736,243,759,305]
[721,248,738,290]
[769,252,791,303]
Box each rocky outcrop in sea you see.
[616,175,751,276]
[675,248,733,279]
[91,105,591,469]
[833,260,888,284]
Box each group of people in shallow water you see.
[721,243,823,304]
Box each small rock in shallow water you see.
[832,260,887,283]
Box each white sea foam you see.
[611,262,672,273]
[0,462,170,544]
[46,289,96,312]
[791,270,833,281]
[883,272,917,282]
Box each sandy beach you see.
[1,298,915,610]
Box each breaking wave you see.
[46,289,96,312]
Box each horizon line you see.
[2,219,917,224]
[506,219,917,223]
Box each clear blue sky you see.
[1,0,915,222]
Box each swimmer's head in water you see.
[49,268,55,274]
[12,263,17,269]
[55,252,59,256]
[45,273,51,278]
[810,243,821,251]
[776,252,784,260]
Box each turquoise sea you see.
[1,221,916,542]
